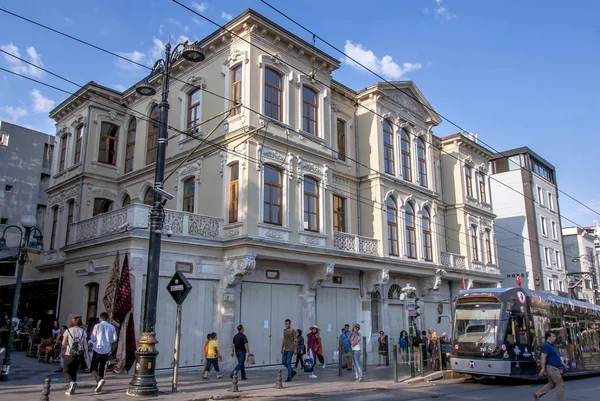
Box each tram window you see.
[565,317,577,345]
[579,322,587,350]
[550,317,566,346]
[593,327,600,352]
[517,315,528,344]
[505,317,516,345]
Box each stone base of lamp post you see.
[127,332,159,396]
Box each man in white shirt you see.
[90,312,117,393]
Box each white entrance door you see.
[241,282,300,366]
[388,304,406,343]
[315,287,359,363]
[154,277,215,369]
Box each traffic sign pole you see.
[172,303,182,393]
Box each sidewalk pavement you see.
[0,350,420,400]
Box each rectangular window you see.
[263,165,282,225]
[125,120,136,173]
[555,250,561,269]
[231,65,242,115]
[50,206,58,250]
[485,230,493,264]
[471,225,478,261]
[302,87,318,136]
[59,134,67,171]
[537,186,545,206]
[559,281,565,292]
[465,166,473,197]
[333,195,346,232]
[65,201,74,245]
[187,90,201,129]
[383,121,395,175]
[530,156,555,183]
[98,122,119,165]
[336,119,346,161]
[0,132,9,146]
[43,143,53,169]
[508,155,520,171]
[585,280,592,290]
[86,283,99,323]
[4,185,13,192]
[228,163,239,223]
[73,125,83,164]
[0,218,7,225]
[547,193,554,211]
[551,220,558,239]
[303,176,319,232]
[479,174,487,203]
[540,216,548,237]
[547,279,554,291]
[544,247,551,267]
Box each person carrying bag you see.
[62,316,87,396]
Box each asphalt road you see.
[262,375,600,401]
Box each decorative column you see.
[301,263,335,330]
[362,269,389,364]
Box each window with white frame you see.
[559,281,565,292]
[547,192,554,211]
[0,132,9,146]
[264,67,282,121]
[471,225,479,261]
[303,176,319,232]
[540,216,548,237]
[554,250,561,269]
[544,247,552,267]
[302,86,318,136]
[336,119,346,161]
[547,279,554,291]
[387,197,399,256]
[537,186,544,206]
[551,220,558,239]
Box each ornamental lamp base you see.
[126,332,159,397]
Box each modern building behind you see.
[563,226,599,304]
[0,121,60,318]
[490,147,567,294]
[39,9,501,370]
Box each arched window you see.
[263,165,282,225]
[85,282,99,324]
[230,65,242,115]
[388,284,402,300]
[182,177,195,213]
[303,176,319,232]
[73,125,83,164]
[147,105,159,165]
[401,129,411,180]
[122,194,131,207]
[336,119,346,161]
[65,200,74,246]
[333,195,346,232]
[383,121,395,175]
[302,86,318,135]
[264,68,282,121]
[485,229,493,264]
[422,207,432,261]
[387,197,399,256]
[187,89,201,129]
[465,165,473,197]
[98,122,119,165]
[405,202,417,259]
[471,225,479,261]
[50,206,58,250]
[59,134,67,171]
[417,138,427,187]
[371,291,381,333]
[228,163,239,223]
[125,118,136,173]
[143,188,154,206]
[93,198,113,216]
[479,173,487,203]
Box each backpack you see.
[303,357,314,373]
[67,328,86,358]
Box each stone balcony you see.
[333,231,380,256]
[69,204,223,244]
[440,252,500,275]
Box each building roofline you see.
[490,146,556,171]
[440,132,495,158]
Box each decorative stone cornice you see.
[222,254,257,287]
[365,269,390,293]
[309,263,334,290]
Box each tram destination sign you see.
[166,271,193,305]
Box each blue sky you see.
[0,0,598,227]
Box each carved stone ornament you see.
[48,185,80,206]
[478,162,489,174]
[365,269,390,293]
[464,155,475,166]
[108,110,118,121]
[178,160,202,184]
[467,214,479,226]
[309,263,335,290]
[187,75,205,89]
[297,157,324,183]
[388,92,424,118]
[222,254,257,287]
[227,50,248,66]
[331,103,340,113]
[85,261,95,274]
[74,115,85,125]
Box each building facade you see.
[563,226,599,304]
[40,9,501,370]
[490,147,567,294]
[0,121,59,318]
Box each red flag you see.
[461,277,466,290]
[516,274,522,287]
[113,253,136,373]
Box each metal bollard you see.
[393,344,398,383]
[230,371,239,392]
[338,337,343,376]
[275,369,283,389]
[40,377,51,401]
[362,336,367,372]
[420,344,425,377]
[385,335,389,366]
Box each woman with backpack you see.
[294,329,305,370]
[62,316,88,396]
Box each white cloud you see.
[177,35,191,45]
[343,40,422,80]
[422,8,429,14]
[191,16,204,25]
[184,25,190,33]
[0,43,45,78]
[191,1,208,13]
[30,89,55,113]
[0,105,28,122]
[113,84,127,92]
[159,24,164,36]
[150,38,165,60]
[221,11,233,21]
[431,0,457,21]
[115,50,146,71]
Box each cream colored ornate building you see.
[39,9,500,370]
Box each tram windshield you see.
[455,303,502,346]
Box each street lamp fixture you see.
[127,39,204,397]
[0,214,44,381]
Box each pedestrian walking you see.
[89,312,118,393]
[399,330,408,365]
[294,329,305,370]
[62,316,88,396]
[534,331,564,401]
[281,319,297,382]
[340,325,353,371]
[413,329,423,372]
[203,333,212,374]
[348,323,363,382]
[203,333,223,379]
[230,325,249,380]
[377,331,387,366]
[306,325,319,378]
[315,328,325,369]
[427,328,439,370]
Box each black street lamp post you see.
[0,215,44,381]
[127,39,204,397]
